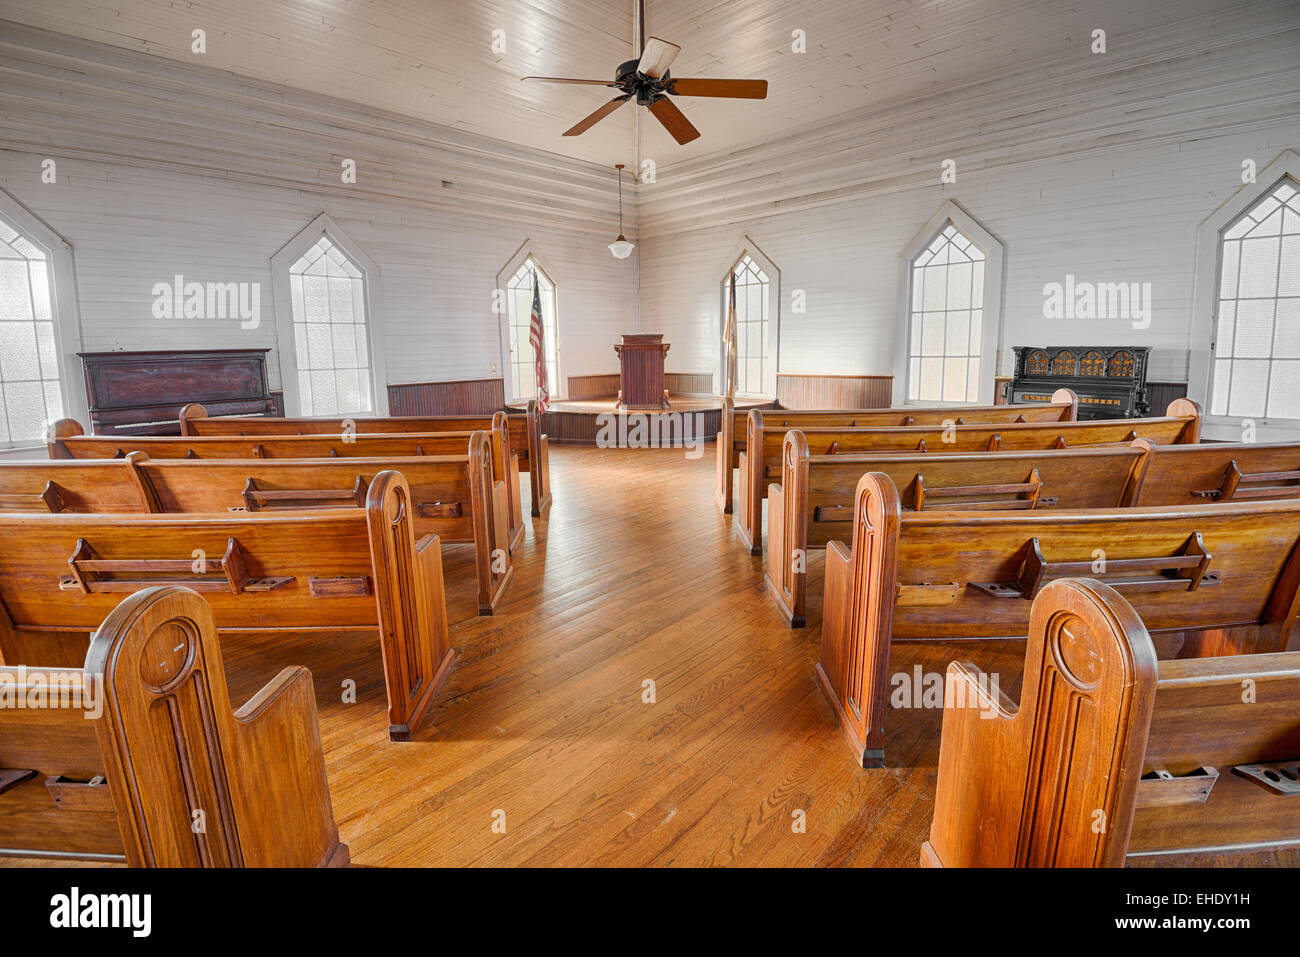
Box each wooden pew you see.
[0,585,349,866]
[1124,439,1300,506]
[765,433,1144,625]
[818,472,1300,767]
[0,435,514,615]
[0,471,453,742]
[179,398,553,517]
[739,398,1201,554]
[922,577,1300,866]
[714,389,1080,514]
[48,416,525,552]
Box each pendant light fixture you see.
[608,164,635,259]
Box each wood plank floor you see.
[234,444,1026,867]
[7,444,1288,867]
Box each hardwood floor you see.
[0,446,1080,866]
[242,445,1034,866]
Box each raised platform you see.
[508,396,770,446]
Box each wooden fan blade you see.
[563,95,632,136]
[648,96,700,145]
[637,36,681,79]
[667,78,768,99]
[521,76,620,87]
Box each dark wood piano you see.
[79,348,281,435]
[1004,346,1150,420]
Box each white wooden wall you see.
[636,5,1300,397]
[0,24,638,405]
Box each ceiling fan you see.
[521,35,768,146]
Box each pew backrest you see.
[763,432,1145,624]
[180,399,552,515]
[49,419,476,460]
[714,389,1080,512]
[1125,439,1300,506]
[739,400,1201,553]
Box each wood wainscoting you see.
[568,372,715,400]
[388,378,506,415]
[1146,382,1189,417]
[567,373,622,400]
[775,374,893,409]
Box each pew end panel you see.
[763,430,811,627]
[714,397,735,514]
[177,402,208,436]
[1051,387,1080,421]
[86,585,348,867]
[1166,397,1202,443]
[365,471,455,741]
[468,430,516,615]
[814,472,901,768]
[47,418,85,459]
[923,578,1158,867]
[526,399,552,515]
[491,411,525,551]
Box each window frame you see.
[717,238,780,399]
[0,187,85,447]
[497,244,562,404]
[893,200,1004,407]
[270,213,388,416]
[1189,149,1300,441]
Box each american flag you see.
[529,274,549,412]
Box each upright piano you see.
[1004,346,1151,420]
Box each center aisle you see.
[220,444,1025,866]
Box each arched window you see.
[907,225,985,403]
[0,192,82,447]
[719,240,779,397]
[271,213,386,416]
[895,201,1004,406]
[1209,175,1300,420]
[502,254,558,404]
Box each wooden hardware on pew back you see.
[242,476,367,511]
[1232,761,1300,795]
[1194,460,1300,501]
[0,481,65,513]
[1136,767,1219,808]
[60,537,294,594]
[910,469,1049,512]
[969,532,1218,600]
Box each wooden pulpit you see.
[614,334,671,410]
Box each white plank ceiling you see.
[0,0,1258,168]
